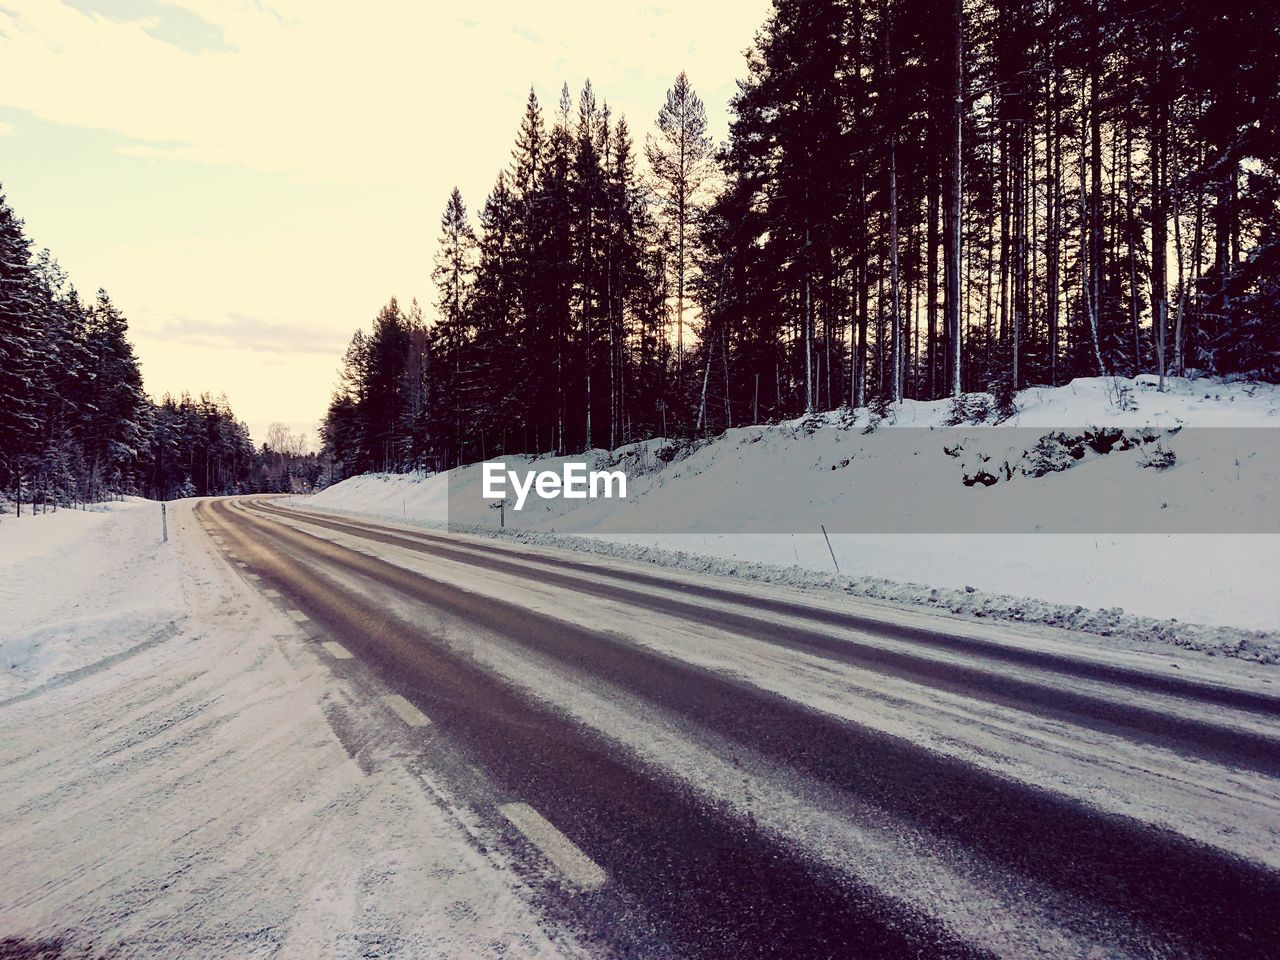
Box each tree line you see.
[704,0,1278,421]
[323,0,1277,477]
[0,188,307,511]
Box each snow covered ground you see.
[0,499,582,958]
[307,376,1280,644]
[1,466,1275,957]
[0,498,180,698]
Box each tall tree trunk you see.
[1150,41,1168,389]
[1030,111,1039,383]
[999,118,1010,346]
[1048,73,1061,387]
[1126,123,1142,375]
[927,159,939,399]
[1170,101,1185,379]
[856,183,870,407]
[804,223,814,413]
[676,176,686,395]
[883,0,901,404]
[1089,3,1106,364]
[944,0,964,398]
[1012,119,1024,391]
[722,321,732,428]
[889,142,902,402]
[1080,75,1107,376]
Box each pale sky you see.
[0,0,769,446]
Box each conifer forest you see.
[0,190,318,507]
[320,0,1279,476]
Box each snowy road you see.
[193,496,1280,959]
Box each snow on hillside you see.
[873,373,1279,429]
[0,500,581,957]
[307,376,1280,643]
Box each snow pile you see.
[0,498,181,697]
[307,376,1280,643]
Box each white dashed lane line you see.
[262,588,282,600]
[322,641,354,660]
[382,694,431,728]
[287,610,309,624]
[499,802,607,891]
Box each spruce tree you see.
[646,72,713,410]
[0,188,41,497]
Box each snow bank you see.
[861,373,1279,429]
[308,376,1280,641]
[0,497,180,696]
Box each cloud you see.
[62,0,236,54]
[116,141,198,160]
[147,310,348,356]
[0,0,769,187]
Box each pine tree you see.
[431,191,476,466]
[82,290,149,499]
[647,72,714,410]
[0,188,41,498]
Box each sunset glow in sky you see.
[0,0,769,444]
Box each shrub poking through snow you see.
[959,428,1173,484]
[832,406,860,430]
[862,394,895,433]
[1022,433,1084,477]
[988,374,1019,422]
[1107,377,1139,411]
[1140,444,1177,470]
[946,393,993,425]
[796,412,827,436]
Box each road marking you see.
[262,588,281,600]
[322,641,354,660]
[499,802,607,891]
[287,610,309,624]
[235,561,247,569]
[382,694,431,728]
[244,573,261,582]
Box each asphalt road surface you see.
[193,496,1280,960]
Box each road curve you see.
[194,495,1280,960]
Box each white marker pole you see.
[821,523,838,573]
[162,502,168,543]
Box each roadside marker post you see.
[162,502,168,543]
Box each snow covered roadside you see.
[0,498,183,698]
[0,500,581,958]
[306,376,1280,659]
